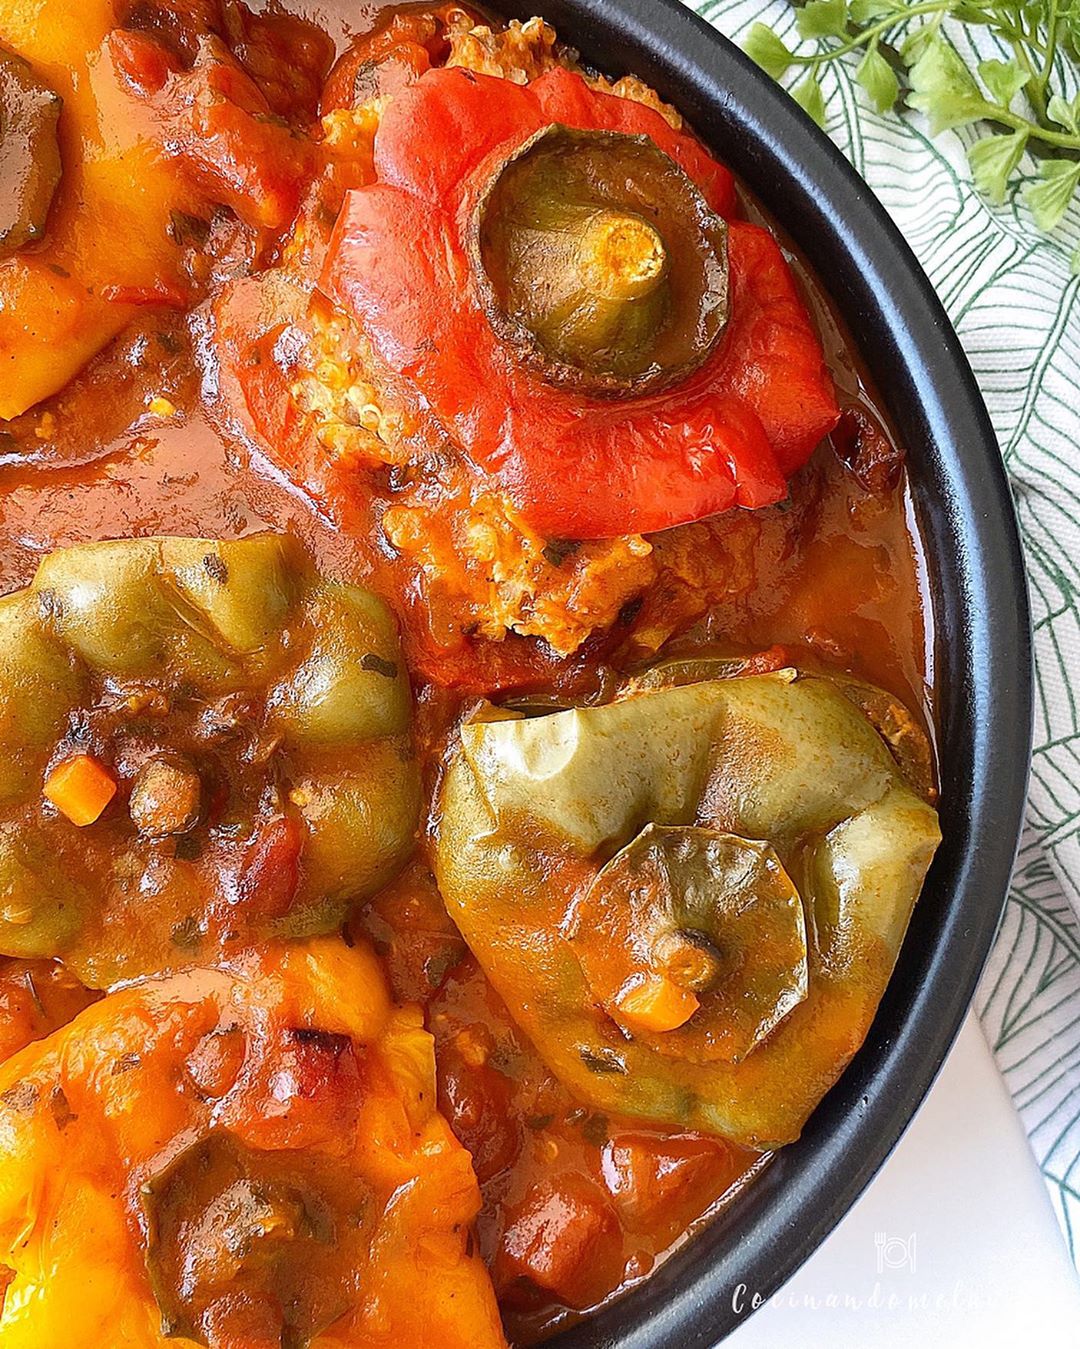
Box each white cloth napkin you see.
[687,0,1080,1266]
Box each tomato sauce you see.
[0,3,934,1341]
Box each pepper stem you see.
[580,210,667,300]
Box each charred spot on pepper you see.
[360,651,399,678]
[541,538,580,568]
[343,55,380,105]
[155,327,183,356]
[578,1045,628,1074]
[287,1026,352,1057]
[0,45,63,257]
[201,551,228,584]
[0,1080,39,1113]
[468,123,728,399]
[272,1025,363,1120]
[48,1084,76,1131]
[167,209,212,248]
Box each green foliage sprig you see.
[744,0,1080,248]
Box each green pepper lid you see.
[468,123,729,399]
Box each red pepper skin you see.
[708,217,841,478]
[210,272,316,487]
[323,66,838,539]
[371,66,737,217]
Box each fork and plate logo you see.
[875,1230,918,1274]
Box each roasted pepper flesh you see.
[0,940,506,1348]
[0,44,61,256]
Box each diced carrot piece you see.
[43,755,117,827]
[613,973,700,1034]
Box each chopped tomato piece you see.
[601,1131,737,1228]
[613,972,700,1033]
[164,38,318,230]
[237,815,304,917]
[0,960,100,1066]
[405,620,594,695]
[319,4,480,113]
[832,405,906,494]
[738,644,792,676]
[323,67,838,539]
[210,271,316,484]
[217,3,335,122]
[496,1174,620,1308]
[349,864,468,1006]
[107,27,175,95]
[328,42,432,111]
[321,5,486,113]
[43,755,117,827]
[437,1032,522,1182]
[112,1,334,121]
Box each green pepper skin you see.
[469,124,729,398]
[436,671,940,1150]
[0,535,418,984]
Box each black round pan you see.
[488,0,1034,1343]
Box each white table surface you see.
[726,1014,1080,1347]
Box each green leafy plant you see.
[744,0,1080,251]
